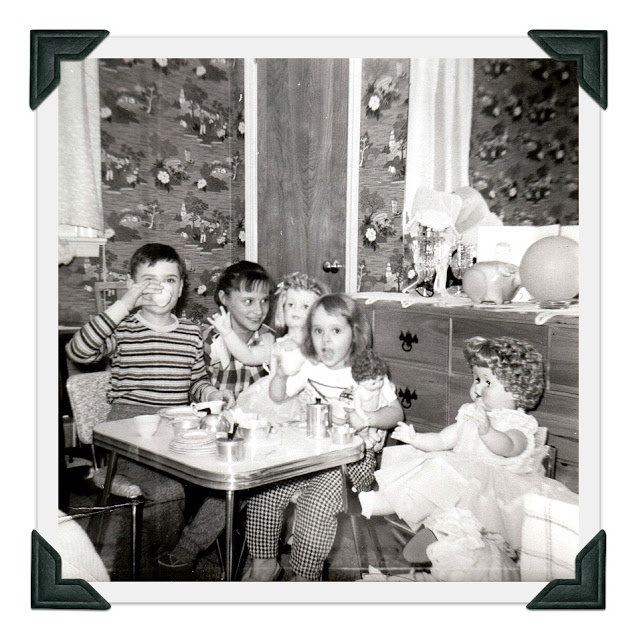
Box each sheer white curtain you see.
[402,58,474,218]
[58,59,105,262]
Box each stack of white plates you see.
[169,430,217,455]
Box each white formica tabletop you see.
[93,418,365,492]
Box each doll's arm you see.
[352,387,368,421]
[393,421,459,452]
[208,309,275,365]
[478,416,527,457]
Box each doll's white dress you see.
[374,403,577,550]
[234,338,305,425]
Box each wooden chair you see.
[94,281,129,314]
[66,371,144,579]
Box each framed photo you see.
[28,28,611,620]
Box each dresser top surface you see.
[356,294,579,328]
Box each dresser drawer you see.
[546,434,579,465]
[548,326,579,392]
[450,318,549,376]
[386,359,448,429]
[373,309,449,370]
[533,392,579,440]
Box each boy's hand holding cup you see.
[121,280,163,312]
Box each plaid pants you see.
[245,450,376,580]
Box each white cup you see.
[134,414,160,437]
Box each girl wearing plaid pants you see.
[244,294,403,581]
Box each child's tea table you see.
[92,418,364,580]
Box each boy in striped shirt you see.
[67,243,231,409]
[66,243,232,578]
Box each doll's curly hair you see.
[351,348,388,384]
[463,336,545,410]
[272,272,330,335]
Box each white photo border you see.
[38,35,600,604]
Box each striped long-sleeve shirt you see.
[66,309,215,406]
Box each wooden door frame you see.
[244,58,259,263]
[244,57,362,295]
[345,58,362,294]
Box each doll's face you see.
[469,366,516,411]
[359,376,384,392]
[283,288,320,329]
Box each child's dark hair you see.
[129,243,186,280]
[303,293,371,362]
[463,336,545,410]
[214,260,276,307]
[351,348,388,383]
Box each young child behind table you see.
[351,348,392,450]
[210,272,329,424]
[66,243,230,576]
[243,293,404,582]
[358,336,578,553]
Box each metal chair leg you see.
[131,499,144,580]
[89,452,118,548]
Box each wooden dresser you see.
[360,299,579,493]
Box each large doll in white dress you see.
[358,336,578,551]
[208,272,329,425]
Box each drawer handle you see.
[398,387,418,409]
[399,330,419,352]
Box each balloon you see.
[519,236,579,301]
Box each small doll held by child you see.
[350,348,392,451]
[358,335,578,552]
[211,272,329,424]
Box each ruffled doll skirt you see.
[374,445,578,550]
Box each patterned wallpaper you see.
[357,58,410,293]
[57,57,579,312]
[58,58,245,325]
[356,58,579,292]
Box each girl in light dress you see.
[208,272,329,424]
[358,336,578,552]
[243,293,404,581]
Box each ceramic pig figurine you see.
[462,261,521,305]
